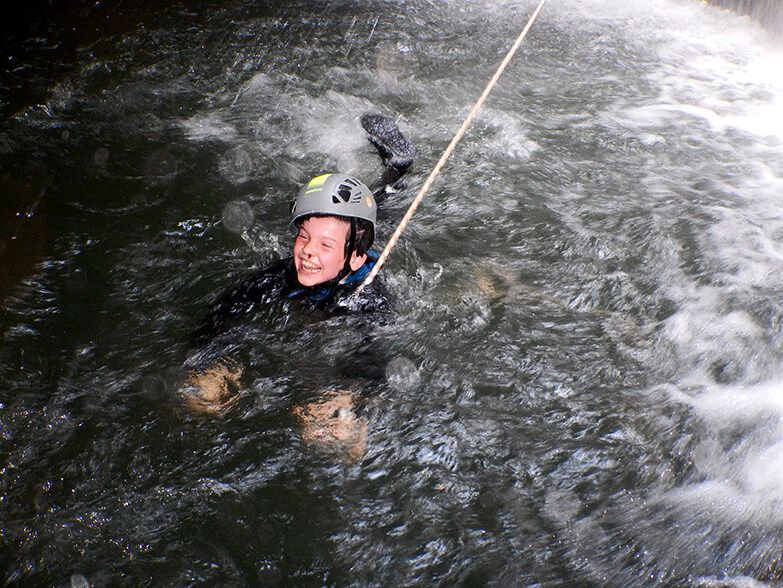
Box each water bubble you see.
[93,147,109,168]
[478,489,499,510]
[375,41,416,79]
[143,367,185,403]
[70,574,90,588]
[385,356,421,392]
[144,149,178,178]
[219,146,254,184]
[142,374,167,400]
[222,200,255,234]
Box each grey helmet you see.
[291,173,377,231]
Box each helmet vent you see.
[293,173,375,231]
[336,185,352,202]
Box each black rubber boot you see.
[361,113,416,171]
[361,113,416,202]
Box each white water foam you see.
[556,0,783,535]
[181,112,239,142]
[667,378,783,527]
[180,72,377,184]
[558,8,783,421]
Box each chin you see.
[297,271,324,287]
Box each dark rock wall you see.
[706,0,783,37]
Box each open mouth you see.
[298,258,321,273]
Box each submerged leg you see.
[361,113,416,202]
[182,360,243,414]
[292,389,367,462]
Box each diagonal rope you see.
[354,0,548,297]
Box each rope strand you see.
[354,0,548,296]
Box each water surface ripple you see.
[2,0,783,584]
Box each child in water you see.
[184,113,415,459]
[192,171,384,349]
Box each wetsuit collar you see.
[339,249,378,286]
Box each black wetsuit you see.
[192,250,386,348]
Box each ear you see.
[348,251,367,272]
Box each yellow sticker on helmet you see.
[365,196,374,208]
[304,173,331,195]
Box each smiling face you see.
[292,216,366,287]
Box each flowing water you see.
[2,0,783,585]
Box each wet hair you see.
[352,218,374,257]
[295,214,374,257]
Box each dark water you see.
[2,0,783,585]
